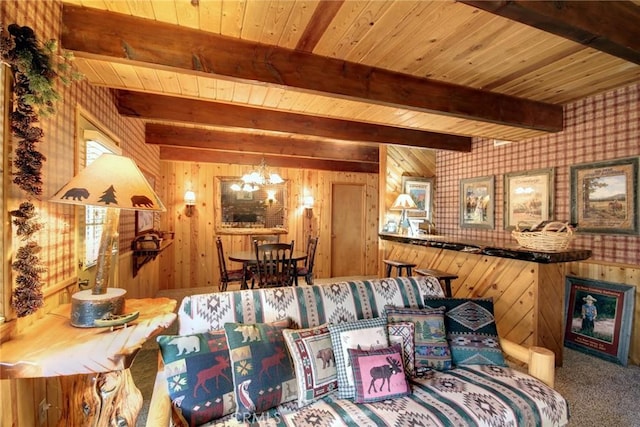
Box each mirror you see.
[216,177,288,233]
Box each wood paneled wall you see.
[1,2,165,425]
[159,160,380,290]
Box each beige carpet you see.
[131,282,640,426]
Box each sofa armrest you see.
[146,368,172,427]
[500,338,555,388]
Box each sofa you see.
[147,276,568,426]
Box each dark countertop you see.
[379,232,592,264]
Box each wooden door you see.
[331,184,365,277]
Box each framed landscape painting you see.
[402,176,434,222]
[503,168,554,230]
[460,175,494,229]
[564,276,635,366]
[570,157,639,235]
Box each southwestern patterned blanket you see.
[172,276,568,427]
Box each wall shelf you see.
[131,236,174,277]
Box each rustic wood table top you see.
[0,297,176,379]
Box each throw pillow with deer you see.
[348,343,411,403]
[224,321,298,419]
[157,331,234,427]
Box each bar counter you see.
[379,232,592,263]
[379,232,592,365]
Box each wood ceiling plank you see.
[247,84,269,106]
[197,0,223,34]
[220,0,247,38]
[176,73,199,97]
[295,0,344,52]
[258,0,299,47]
[262,87,288,109]
[146,123,380,163]
[135,67,164,92]
[117,90,472,151]
[175,0,200,29]
[150,0,178,24]
[196,75,216,99]
[126,0,156,20]
[278,0,319,49]
[110,62,144,88]
[73,58,106,85]
[230,80,253,104]
[241,0,271,41]
[345,1,433,67]
[462,0,640,65]
[158,71,181,95]
[159,146,379,173]
[103,0,131,14]
[61,4,563,132]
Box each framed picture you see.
[460,175,494,229]
[135,171,157,235]
[564,275,635,366]
[570,157,639,235]
[135,210,155,235]
[503,168,554,230]
[402,176,434,221]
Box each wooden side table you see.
[0,297,177,426]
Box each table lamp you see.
[50,154,165,327]
[391,193,417,235]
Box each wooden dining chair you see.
[215,237,247,292]
[294,236,319,286]
[253,240,295,288]
[250,234,280,246]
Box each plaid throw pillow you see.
[387,322,416,377]
[328,317,389,399]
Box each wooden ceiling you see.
[59,0,640,173]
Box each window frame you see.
[75,109,121,270]
[1,65,9,321]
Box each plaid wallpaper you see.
[3,0,158,290]
[437,83,639,265]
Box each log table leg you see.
[57,369,142,427]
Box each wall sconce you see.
[303,195,314,218]
[184,190,196,217]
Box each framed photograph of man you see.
[570,157,639,235]
[564,276,635,366]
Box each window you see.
[77,115,120,269]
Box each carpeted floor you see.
[130,282,640,426]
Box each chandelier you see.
[231,158,284,192]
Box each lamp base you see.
[70,288,126,328]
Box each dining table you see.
[228,250,308,289]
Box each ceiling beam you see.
[462,1,640,65]
[159,147,379,174]
[117,91,472,152]
[146,124,380,163]
[61,4,563,133]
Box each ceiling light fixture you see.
[235,158,283,192]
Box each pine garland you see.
[1,24,79,317]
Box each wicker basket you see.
[511,221,575,251]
